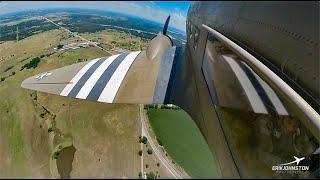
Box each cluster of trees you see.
[19,52,54,71]
[139,136,148,144]
[138,171,158,179]
[1,19,55,41]
[20,56,41,70]
[146,172,157,179]
[138,148,152,156]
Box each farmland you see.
[0,27,168,178]
[0,9,188,178]
[147,108,219,178]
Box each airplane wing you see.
[21,37,289,116]
[21,15,290,117]
[22,16,180,105]
[21,36,180,105]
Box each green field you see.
[147,108,219,178]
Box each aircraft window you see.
[201,33,319,178]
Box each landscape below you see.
[0,9,215,179]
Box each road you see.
[140,112,144,179]
[139,104,185,179]
[40,16,112,54]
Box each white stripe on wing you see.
[223,55,268,114]
[75,54,120,99]
[98,51,141,103]
[60,58,101,96]
[242,62,289,115]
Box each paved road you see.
[40,16,112,54]
[139,104,184,179]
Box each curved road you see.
[139,104,186,179]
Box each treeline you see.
[0,71,16,82]
[20,57,41,70]
[20,52,53,71]
[0,19,56,41]
[1,55,46,82]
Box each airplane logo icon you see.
[278,156,305,166]
[35,72,52,80]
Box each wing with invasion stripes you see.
[22,15,180,105]
[21,45,289,116]
[21,47,178,104]
[21,28,290,117]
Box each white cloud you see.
[0,1,187,31]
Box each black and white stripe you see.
[242,62,288,115]
[86,52,130,101]
[97,51,140,103]
[60,57,102,96]
[60,51,141,103]
[75,54,120,99]
[223,55,288,115]
[67,57,107,97]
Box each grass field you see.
[147,108,219,178]
[0,27,166,178]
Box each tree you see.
[146,172,156,179]
[57,44,64,49]
[156,138,163,146]
[48,127,53,133]
[53,151,60,159]
[156,163,160,167]
[147,149,153,155]
[139,136,148,144]
[138,150,142,156]
[11,72,15,76]
[40,112,46,118]
[21,57,41,70]
[145,164,149,168]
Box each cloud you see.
[0,1,187,31]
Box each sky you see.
[0,1,191,31]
